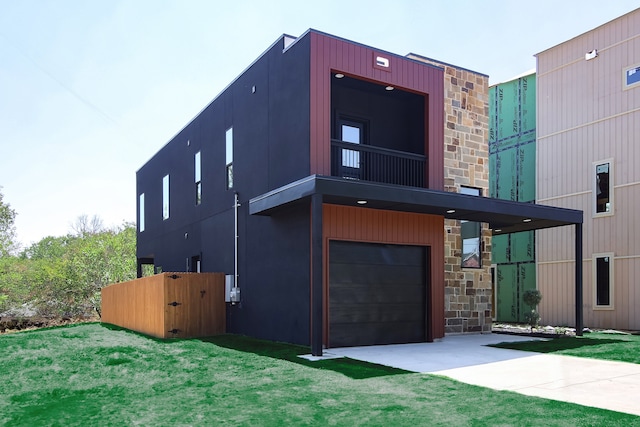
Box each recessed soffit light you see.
[446,209,456,214]
[385,86,394,91]
[523,218,532,223]
[494,229,502,233]
[335,73,345,78]
[356,200,367,205]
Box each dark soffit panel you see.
[249,175,583,235]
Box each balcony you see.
[330,140,426,188]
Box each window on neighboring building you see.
[139,193,145,232]
[594,160,613,215]
[460,186,482,268]
[195,151,202,205]
[594,253,614,308]
[624,64,640,89]
[162,174,170,220]
[226,127,233,189]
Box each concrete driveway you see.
[325,333,640,417]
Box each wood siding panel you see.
[164,273,226,338]
[537,9,640,330]
[101,275,165,337]
[323,204,445,340]
[309,32,444,189]
[101,273,225,338]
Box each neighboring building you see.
[489,72,537,322]
[536,9,640,330]
[136,29,581,355]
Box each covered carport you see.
[250,175,584,356]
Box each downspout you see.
[230,192,241,304]
[235,192,240,292]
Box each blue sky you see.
[1,0,638,247]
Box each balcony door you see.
[338,117,368,180]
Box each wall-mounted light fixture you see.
[375,56,389,68]
[585,49,598,60]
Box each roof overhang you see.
[249,175,582,235]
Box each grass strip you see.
[490,332,640,364]
[1,324,638,426]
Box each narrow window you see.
[139,193,145,232]
[226,127,233,189]
[162,174,170,220]
[195,151,202,205]
[594,253,614,308]
[460,186,482,268]
[594,160,613,215]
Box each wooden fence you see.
[101,272,226,339]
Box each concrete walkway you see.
[327,333,640,417]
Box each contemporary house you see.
[536,9,640,330]
[137,29,583,356]
[489,72,537,323]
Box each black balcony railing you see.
[330,139,426,187]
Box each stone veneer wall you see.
[408,54,492,333]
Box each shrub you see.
[523,289,542,330]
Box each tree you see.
[18,235,77,316]
[64,222,136,316]
[22,235,76,260]
[70,214,104,237]
[0,187,18,257]
[3,219,137,318]
[0,256,32,314]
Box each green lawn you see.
[1,324,639,426]
[490,332,640,364]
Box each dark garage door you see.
[329,241,426,347]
